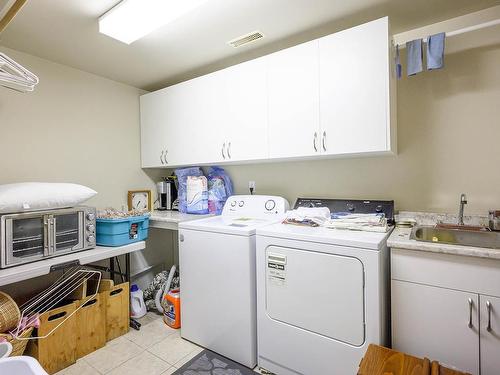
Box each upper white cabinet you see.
[222,57,268,162]
[319,17,393,155]
[140,17,395,168]
[267,40,320,159]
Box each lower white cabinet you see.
[479,295,500,375]
[392,280,479,374]
[391,248,500,375]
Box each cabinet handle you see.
[160,150,164,165]
[163,150,168,164]
[468,298,473,328]
[222,143,226,159]
[487,300,492,332]
[227,142,231,159]
[322,131,327,152]
[313,132,318,152]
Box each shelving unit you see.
[0,241,145,286]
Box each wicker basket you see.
[0,326,33,356]
[0,291,20,332]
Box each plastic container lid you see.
[130,284,139,292]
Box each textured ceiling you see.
[1,0,499,90]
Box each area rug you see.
[173,349,256,375]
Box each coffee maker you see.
[157,177,178,211]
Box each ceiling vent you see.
[227,31,264,48]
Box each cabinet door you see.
[319,17,390,155]
[480,295,500,375]
[392,280,479,375]
[223,57,268,162]
[268,40,320,158]
[168,74,225,166]
[140,90,168,168]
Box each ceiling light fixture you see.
[99,0,207,44]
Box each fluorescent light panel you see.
[99,0,207,44]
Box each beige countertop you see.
[149,210,213,230]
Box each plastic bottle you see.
[130,284,147,318]
[163,289,181,329]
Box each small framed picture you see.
[127,190,152,211]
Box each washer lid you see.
[257,223,392,250]
[179,215,283,236]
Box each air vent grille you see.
[228,31,264,48]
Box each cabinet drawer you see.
[391,248,500,297]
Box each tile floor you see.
[55,312,204,375]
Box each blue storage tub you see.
[96,215,149,247]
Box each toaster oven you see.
[0,206,96,268]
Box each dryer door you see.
[265,245,365,346]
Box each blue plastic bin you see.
[96,215,149,247]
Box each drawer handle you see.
[313,132,318,152]
[487,300,492,332]
[468,298,473,328]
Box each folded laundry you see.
[325,213,389,232]
[283,207,331,227]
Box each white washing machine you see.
[178,195,289,368]
[256,198,394,375]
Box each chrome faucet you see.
[458,193,468,226]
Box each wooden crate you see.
[75,293,106,358]
[101,281,129,341]
[26,302,77,375]
[358,344,472,375]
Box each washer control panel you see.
[222,195,290,217]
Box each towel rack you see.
[393,3,500,50]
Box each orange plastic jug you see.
[163,289,181,329]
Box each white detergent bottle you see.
[130,284,147,318]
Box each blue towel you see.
[406,39,423,76]
[427,32,445,70]
[395,45,402,79]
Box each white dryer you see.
[256,198,393,375]
[178,195,289,368]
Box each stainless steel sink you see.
[410,225,500,249]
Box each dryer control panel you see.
[222,195,290,218]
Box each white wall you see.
[0,46,156,208]
[0,46,165,293]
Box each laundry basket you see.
[0,327,34,356]
[0,291,20,332]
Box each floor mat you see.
[173,349,256,375]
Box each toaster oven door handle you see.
[43,215,50,256]
[51,216,57,254]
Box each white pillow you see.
[0,183,97,213]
